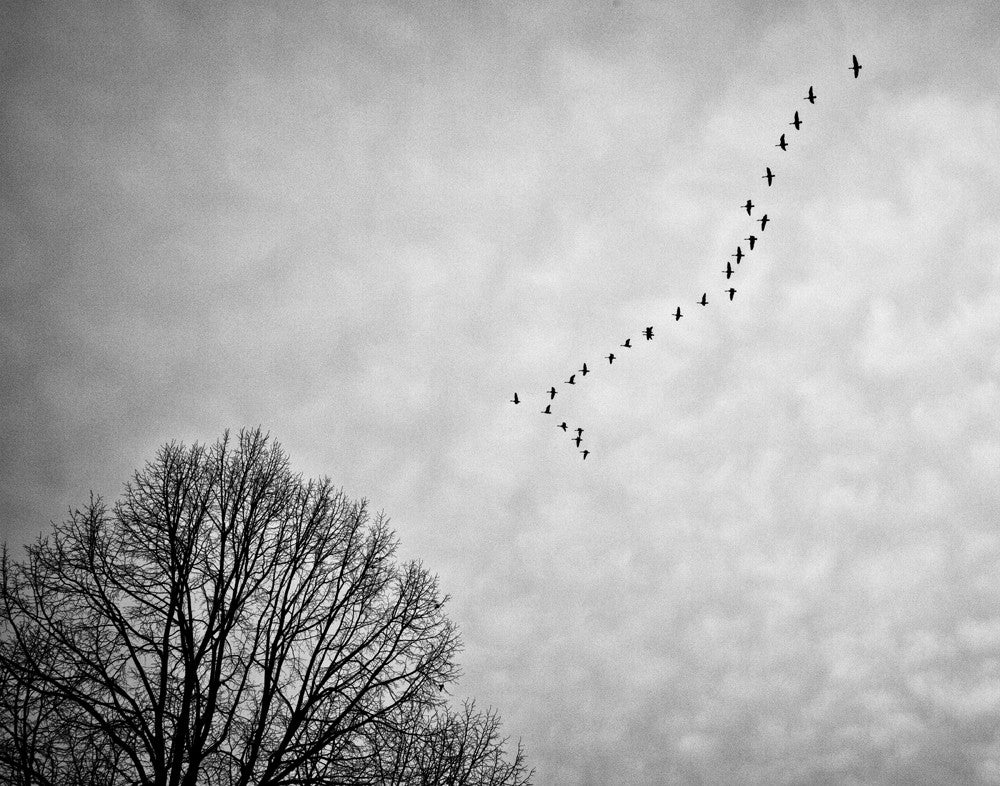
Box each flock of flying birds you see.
[510,55,864,460]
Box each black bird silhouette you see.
[558,421,568,431]
[745,235,757,250]
[850,54,862,78]
[776,133,788,151]
[804,85,816,103]
[510,392,519,404]
[548,386,557,400]
[644,326,654,340]
[573,435,583,447]
[580,449,590,460]
[579,362,589,376]
[542,404,552,414]
[762,167,775,186]
[674,307,683,321]
[757,214,769,231]
[438,683,445,692]
[743,199,754,215]
[726,287,736,301]
[790,111,802,130]
[699,293,708,306]
[731,246,744,264]
[565,374,576,385]
[606,353,616,364]
[575,427,584,437]
[722,261,734,279]
[621,338,632,348]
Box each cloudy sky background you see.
[3,1,1000,782]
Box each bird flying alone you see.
[621,338,632,348]
[580,450,589,460]
[776,133,787,151]
[745,235,757,250]
[547,386,557,400]
[542,404,552,414]
[743,199,754,215]
[850,54,862,78]
[731,246,744,264]
[726,287,736,301]
[762,167,774,186]
[790,110,802,130]
[804,85,816,103]
[674,307,682,321]
[579,363,589,376]
[758,214,769,231]
[723,261,734,280]
[565,374,576,385]
[558,421,568,431]
[606,353,615,364]
[699,293,708,306]
[510,392,519,405]
[644,326,654,340]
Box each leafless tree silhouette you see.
[0,429,530,785]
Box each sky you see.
[2,0,1000,782]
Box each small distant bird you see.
[762,167,774,187]
[579,362,589,376]
[804,85,816,103]
[731,246,744,264]
[776,133,788,151]
[558,421,568,431]
[542,404,552,414]
[745,235,757,250]
[621,338,632,348]
[547,386,557,400]
[698,293,708,306]
[573,435,583,447]
[726,287,736,301]
[850,54,862,78]
[510,392,519,405]
[673,307,682,321]
[790,111,802,130]
[580,450,590,460]
[644,326,654,340]
[565,374,576,385]
[575,427,584,437]
[722,260,734,280]
[606,353,616,364]
[438,683,445,692]
[757,214,769,231]
[742,199,754,215]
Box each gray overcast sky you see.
[3,1,1000,782]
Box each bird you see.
[575,427,584,437]
[565,374,576,385]
[580,450,590,460]
[579,362,589,376]
[644,326,654,340]
[558,421,568,431]
[722,261,734,279]
[804,85,816,103]
[790,111,802,130]
[731,246,744,264]
[726,287,736,301]
[762,167,775,186]
[745,235,757,250]
[742,199,754,215]
[674,307,683,321]
[438,683,445,692]
[510,392,519,404]
[542,404,552,414]
[621,338,632,348]
[573,435,583,447]
[757,214,769,231]
[547,386,557,400]
[699,293,708,306]
[776,133,788,151]
[850,54,862,78]
[606,353,616,364]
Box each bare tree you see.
[0,429,531,786]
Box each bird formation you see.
[510,56,863,459]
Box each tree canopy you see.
[0,428,530,786]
